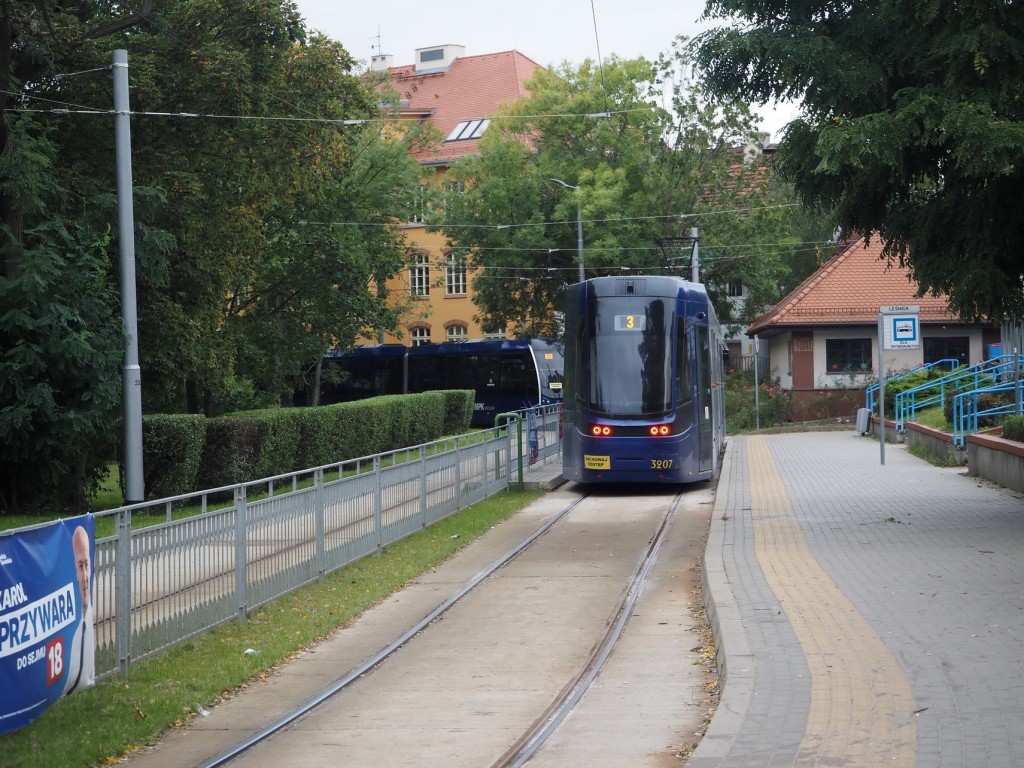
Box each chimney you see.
[370,53,393,72]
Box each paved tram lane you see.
[123,486,715,768]
[692,431,1024,768]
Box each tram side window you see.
[677,318,692,405]
[445,354,475,391]
[568,322,584,407]
[499,353,529,396]
[410,356,443,393]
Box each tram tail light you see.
[590,425,613,437]
[649,425,671,436]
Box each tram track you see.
[125,484,715,768]
[493,492,683,768]
[198,490,591,768]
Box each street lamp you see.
[548,178,584,283]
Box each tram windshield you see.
[588,296,673,417]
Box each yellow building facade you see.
[367,45,542,346]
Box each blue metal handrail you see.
[892,356,1022,430]
[866,359,959,414]
[952,376,1024,447]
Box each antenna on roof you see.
[370,26,383,54]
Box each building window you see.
[446,324,468,342]
[446,252,467,295]
[409,184,426,224]
[410,326,431,346]
[726,281,744,298]
[924,337,969,370]
[410,251,430,298]
[446,119,490,142]
[825,338,872,373]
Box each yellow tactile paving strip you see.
[747,436,917,766]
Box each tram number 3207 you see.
[650,459,674,470]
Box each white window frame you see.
[445,252,467,296]
[410,327,431,346]
[446,325,469,342]
[410,252,430,298]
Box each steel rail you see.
[198,491,589,768]
[493,491,684,768]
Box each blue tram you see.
[561,275,726,484]
[319,339,564,427]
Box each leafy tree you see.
[436,45,810,337]
[1,1,426,510]
[1,1,158,512]
[694,0,1024,320]
[51,2,426,414]
[0,117,124,511]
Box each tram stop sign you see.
[881,305,920,350]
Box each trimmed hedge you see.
[140,390,476,498]
[140,414,207,499]
[195,417,265,491]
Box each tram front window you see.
[589,297,672,417]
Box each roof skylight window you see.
[446,118,490,142]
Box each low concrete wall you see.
[869,416,904,444]
[967,430,1024,494]
[904,422,967,466]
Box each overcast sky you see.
[292,0,800,141]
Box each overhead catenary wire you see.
[2,17,815,279]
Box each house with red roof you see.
[746,233,999,416]
[368,45,543,345]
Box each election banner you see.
[0,514,95,735]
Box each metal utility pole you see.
[690,227,700,283]
[113,49,144,503]
[549,178,584,282]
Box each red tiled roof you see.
[747,234,958,336]
[388,50,542,165]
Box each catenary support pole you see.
[690,227,699,283]
[113,49,144,502]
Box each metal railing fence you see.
[78,406,562,680]
[865,358,960,415]
[952,378,1024,447]
[891,357,1020,430]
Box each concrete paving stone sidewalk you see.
[691,430,1024,768]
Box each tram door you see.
[696,324,713,472]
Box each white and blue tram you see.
[561,275,726,484]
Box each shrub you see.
[146,391,468,498]
[441,390,475,433]
[140,414,207,499]
[1001,415,1024,442]
[725,369,792,432]
[195,417,266,490]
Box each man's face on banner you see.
[72,527,91,610]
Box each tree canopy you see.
[694,0,1024,321]
[0,0,425,511]
[434,44,820,338]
